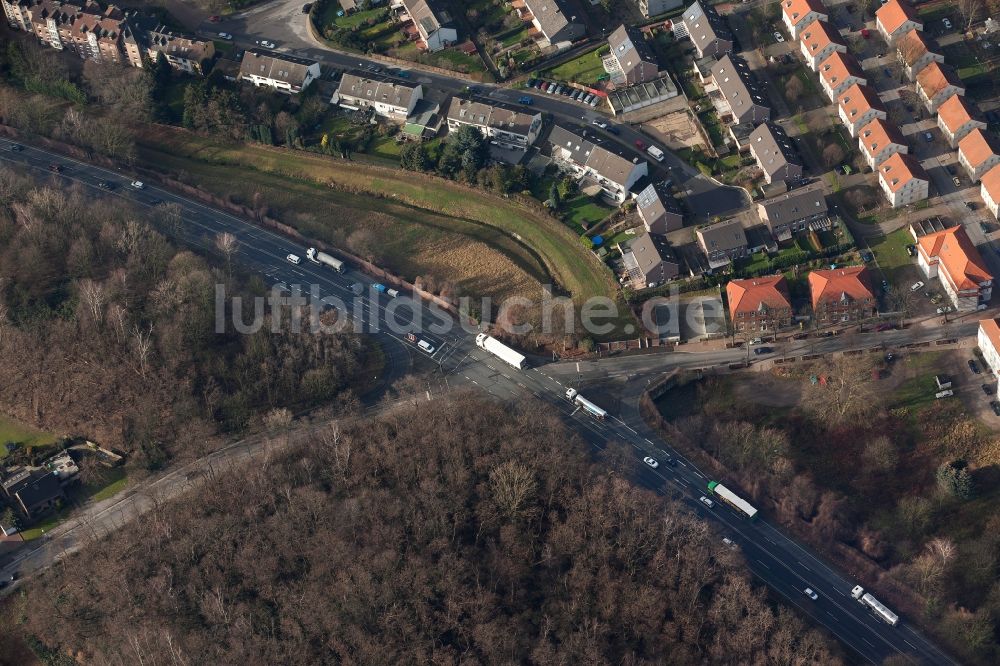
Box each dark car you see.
[969,359,981,374]
[881,279,890,291]
[905,244,916,257]
[967,201,977,210]
[48,163,62,172]
[876,323,894,332]
[8,144,23,152]
[817,331,834,338]
[992,401,1000,416]
[753,347,772,356]
[860,250,874,262]
[666,458,678,467]
[983,384,993,396]
[97,181,113,190]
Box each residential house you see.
[818,51,866,101]
[799,20,846,72]
[679,1,732,59]
[917,225,993,310]
[546,126,648,203]
[756,183,828,241]
[727,275,793,332]
[915,61,964,114]
[937,94,986,148]
[983,164,1000,220]
[696,218,749,268]
[710,54,770,125]
[878,152,929,208]
[958,129,1000,182]
[607,24,659,86]
[809,266,876,323]
[446,98,542,151]
[239,49,320,94]
[977,319,1000,381]
[876,0,922,46]
[781,0,827,41]
[143,25,214,75]
[638,0,683,18]
[12,471,64,520]
[523,0,585,47]
[837,83,886,138]
[748,122,802,184]
[619,232,680,289]
[636,181,684,233]
[896,29,943,81]
[334,74,423,120]
[398,0,457,52]
[858,118,908,170]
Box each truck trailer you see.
[475,334,528,369]
[306,247,346,273]
[565,388,607,420]
[706,481,758,520]
[851,586,899,626]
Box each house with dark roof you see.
[399,0,457,52]
[636,181,683,234]
[143,25,214,75]
[546,126,648,203]
[334,74,423,121]
[239,49,320,94]
[748,122,802,185]
[756,183,828,241]
[446,98,542,153]
[809,266,876,323]
[607,24,659,86]
[522,0,585,46]
[678,1,732,59]
[710,54,770,125]
[917,225,993,310]
[727,275,793,332]
[696,218,749,268]
[619,232,680,289]
[12,471,64,520]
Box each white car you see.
[936,305,954,314]
[257,39,276,49]
[910,281,925,291]
[417,339,436,354]
[643,456,659,469]
[699,496,715,508]
[286,253,301,265]
[130,180,144,189]
[218,32,233,40]
[942,18,952,30]
[774,31,785,43]
[591,119,609,129]
[722,537,735,547]
[804,588,819,601]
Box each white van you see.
[646,145,665,162]
[417,339,435,354]
[386,288,400,298]
[286,254,301,265]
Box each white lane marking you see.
[755,559,771,570]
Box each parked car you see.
[588,96,599,107]
[97,181,113,190]
[257,40,276,49]
[208,15,221,22]
[883,68,892,77]
[8,144,23,151]
[518,95,533,105]
[218,32,233,40]
[969,359,981,374]
[967,201,977,210]
[860,250,874,262]
[643,456,659,469]
[773,31,785,42]
[953,176,962,187]
[753,347,772,356]
[991,401,1000,416]
[942,18,952,30]
[982,384,992,396]
[527,78,538,87]
[876,323,895,332]
[881,279,890,291]
[417,339,436,354]
[946,165,956,175]
[906,244,917,257]
[936,305,953,314]
[130,180,145,189]
[592,119,609,129]
[634,139,646,150]
[910,280,924,291]
[924,131,933,142]
[606,125,620,135]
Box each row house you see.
[748,121,802,184]
[636,181,684,234]
[522,0,584,47]
[143,25,215,75]
[696,218,748,269]
[727,275,793,333]
[781,0,826,41]
[958,129,1000,183]
[397,0,457,52]
[756,183,828,242]
[917,225,992,311]
[241,49,320,95]
[818,51,866,101]
[546,126,648,204]
[335,74,422,119]
[619,232,680,289]
[896,29,943,81]
[837,83,886,138]
[607,24,660,86]
[937,94,986,148]
[878,152,929,208]
[800,20,845,71]
[446,98,543,151]
[809,266,876,324]
[876,0,922,47]
[679,1,732,59]
[711,54,770,125]
[915,61,964,114]
[858,118,907,170]
[982,165,1000,220]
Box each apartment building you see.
[915,61,964,114]
[607,24,660,86]
[837,83,887,137]
[809,266,876,323]
[727,275,793,332]
[398,0,457,52]
[523,0,585,46]
[636,181,684,234]
[756,183,828,241]
[876,0,922,46]
[710,54,770,125]
[679,1,733,59]
[818,51,866,101]
[240,49,320,94]
[546,126,648,204]
[982,165,1000,220]
[858,118,908,170]
[799,20,846,71]
[957,129,1000,182]
[335,74,422,119]
[937,94,987,148]
[446,98,543,151]
[878,152,929,208]
[896,29,943,81]
[917,225,993,311]
[748,122,802,184]
[696,218,749,268]
[781,0,827,41]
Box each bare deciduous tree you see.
[956,0,985,31]
[803,354,883,426]
[78,279,108,324]
[822,143,845,168]
[215,232,239,278]
[784,76,805,103]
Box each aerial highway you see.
[0,142,956,665]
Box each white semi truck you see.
[565,388,607,420]
[851,585,899,626]
[306,247,346,273]
[475,334,528,369]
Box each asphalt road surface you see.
[202,0,748,219]
[0,141,956,665]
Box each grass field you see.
[333,7,386,29]
[545,47,608,85]
[0,416,57,458]
[868,227,914,284]
[135,126,632,334]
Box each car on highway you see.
[286,253,301,265]
[97,181,113,190]
[982,384,992,396]
[643,456,659,469]
[634,139,646,150]
[417,339,436,354]
[218,32,233,40]
[518,95,533,105]
[48,163,62,172]
[804,588,819,601]
[8,144,22,151]
[969,359,981,374]
[130,180,144,189]
[910,280,924,291]
[773,31,784,42]
[991,401,1000,416]
[699,496,715,508]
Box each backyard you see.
[0,416,56,458]
[867,226,917,285]
[544,46,609,86]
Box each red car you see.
[208,15,221,22]
[634,139,646,150]
[861,28,870,39]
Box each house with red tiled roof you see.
[917,225,993,310]
[977,319,1000,381]
[982,165,1000,220]
[781,0,827,40]
[818,51,866,100]
[878,152,929,208]
[896,29,942,81]
[937,95,987,148]
[876,0,922,46]
[858,118,907,170]
[915,61,964,114]
[726,275,793,332]
[837,83,886,138]
[808,266,876,324]
[799,20,845,71]
[958,129,1000,182]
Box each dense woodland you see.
[7,395,842,664]
[0,169,367,465]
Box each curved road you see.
[0,141,955,665]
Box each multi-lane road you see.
[0,140,958,664]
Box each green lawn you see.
[563,194,613,232]
[19,510,66,540]
[334,7,386,29]
[369,134,405,161]
[500,25,529,48]
[545,47,608,85]
[0,416,56,458]
[868,227,914,283]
